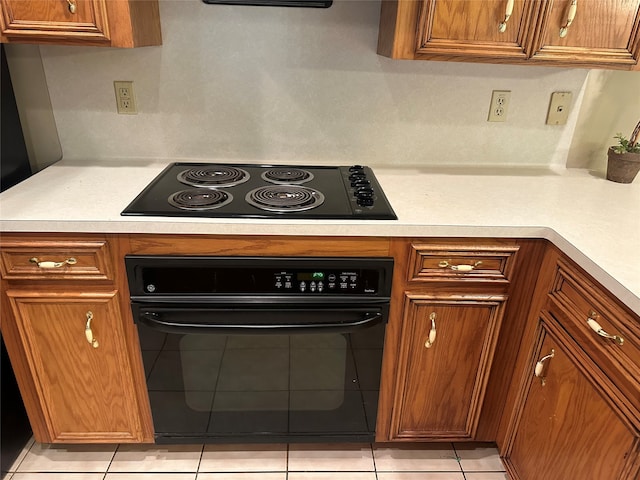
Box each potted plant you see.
[606,119,640,183]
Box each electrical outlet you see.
[546,91,572,125]
[487,90,510,122]
[114,81,137,114]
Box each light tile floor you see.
[3,438,507,480]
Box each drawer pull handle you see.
[559,0,577,38]
[534,349,555,385]
[85,311,99,349]
[67,0,77,13]
[424,312,437,349]
[438,260,482,272]
[498,0,515,33]
[587,312,624,346]
[30,257,77,269]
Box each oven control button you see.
[310,281,316,292]
[340,282,348,289]
[146,284,156,293]
[349,283,357,289]
[299,281,307,292]
[317,281,324,292]
[275,281,283,288]
[285,281,292,289]
[328,274,336,282]
[328,282,336,289]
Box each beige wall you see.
[26,0,594,168]
[12,0,632,169]
[567,70,640,173]
[5,44,62,173]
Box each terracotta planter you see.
[606,147,640,184]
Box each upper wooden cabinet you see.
[529,0,640,67]
[0,0,161,47]
[378,0,640,69]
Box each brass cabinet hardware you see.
[424,312,437,348]
[559,0,577,37]
[587,311,624,346]
[85,311,99,348]
[30,257,77,269]
[534,349,555,385]
[438,260,482,272]
[498,0,514,32]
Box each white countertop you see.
[1,159,639,315]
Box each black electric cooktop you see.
[121,163,397,220]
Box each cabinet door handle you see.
[66,0,77,14]
[534,349,554,385]
[424,312,437,348]
[498,0,515,33]
[30,257,77,269]
[85,311,99,348]
[587,311,624,346]
[559,0,577,38]
[438,260,482,272]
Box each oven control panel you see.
[274,270,366,293]
[126,256,393,297]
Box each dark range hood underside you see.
[202,0,332,7]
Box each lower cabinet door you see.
[6,290,144,442]
[503,312,640,480]
[389,294,506,440]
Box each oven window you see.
[138,323,385,441]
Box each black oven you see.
[125,255,393,444]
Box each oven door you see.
[134,303,388,443]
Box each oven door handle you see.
[136,309,385,335]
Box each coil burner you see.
[261,168,313,185]
[168,189,233,211]
[246,185,325,213]
[177,166,249,188]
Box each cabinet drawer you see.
[407,243,519,283]
[549,258,640,415]
[0,238,113,281]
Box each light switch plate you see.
[546,92,572,125]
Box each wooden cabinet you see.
[0,234,153,443]
[529,0,640,67]
[390,294,506,439]
[500,246,640,479]
[503,311,640,479]
[378,0,536,61]
[5,290,145,442]
[0,0,161,47]
[377,239,520,441]
[378,0,640,69]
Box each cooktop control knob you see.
[351,179,371,188]
[348,165,377,208]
